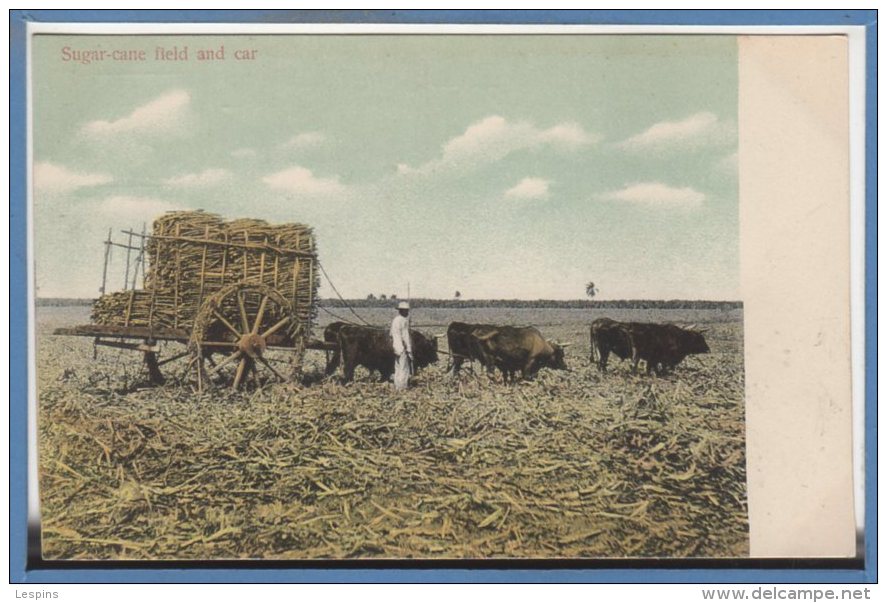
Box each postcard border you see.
[9,8,877,584]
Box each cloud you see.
[398,115,598,176]
[619,112,736,152]
[34,161,112,194]
[163,168,230,188]
[230,147,257,158]
[280,131,326,150]
[95,195,183,221]
[262,165,348,196]
[597,182,705,206]
[81,90,191,138]
[505,177,550,200]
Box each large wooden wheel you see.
[189,283,303,391]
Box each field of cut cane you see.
[36,305,747,560]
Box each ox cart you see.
[54,211,327,390]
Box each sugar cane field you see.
[36,304,747,560]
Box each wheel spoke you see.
[194,348,207,392]
[212,310,242,338]
[210,351,243,375]
[233,356,249,390]
[237,292,250,334]
[157,350,191,367]
[199,340,238,348]
[252,294,270,334]
[261,316,291,339]
[257,355,286,382]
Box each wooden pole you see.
[173,223,181,329]
[197,225,209,311]
[100,228,112,295]
[132,223,146,289]
[118,230,314,258]
[148,223,161,326]
[124,290,135,327]
[273,235,280,288]
[123,230,133,291]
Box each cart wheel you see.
[190,283,302,391]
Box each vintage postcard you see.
[28,27,857,562]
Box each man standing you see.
[390,301,413,390]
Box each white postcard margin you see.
[740,34,858,558]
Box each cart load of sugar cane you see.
[90,211,319,334]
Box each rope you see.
[318,304,372,327]
[316,261,370,325]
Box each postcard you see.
[27,26,859,562]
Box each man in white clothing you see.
[390,301,413,390]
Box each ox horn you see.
[432,333,446,338]
[685,323,698,331]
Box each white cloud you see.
[163,168,230,188]
[96,195,183,221]
[537,122,596,147]
[262,165,348,196]
[619,112,736,152]
[34,161,112,194]
[505,177,550,200]
[81,90,191,138]
[280,131,326,150]
[399,115,598,176]
[230,147,257,158]
[597,182,705,206]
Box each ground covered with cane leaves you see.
[37,306,747,560]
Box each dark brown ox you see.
[595,320,710,375]
[322,321,348,376]
[475,326,568,383]
[626,322,709,375]
[590,317,633,372]
[336,324,439,383]
[446,321,498,376]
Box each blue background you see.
[9,9,878,584]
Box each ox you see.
[445,321,498,376]
[475,325,568,383]
[590,317,633,372]
[592,319,709,375]
[322,321,347,376]
[625,322,709,375]
[336,324,439,383]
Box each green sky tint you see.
[32,34,738,300]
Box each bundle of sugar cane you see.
[92,211,319,331]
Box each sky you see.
[32,34,738,300]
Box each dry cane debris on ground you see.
[38,316,747,560]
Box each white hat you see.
[397,301,410,310]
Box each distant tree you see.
[585,281,598,299]
[391,294,397,300]
[366,293,376,300]
[380,294,387,300]
[454,290,462,299]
